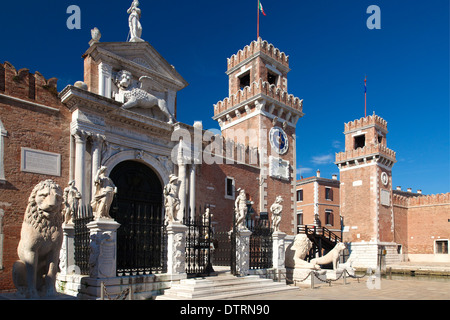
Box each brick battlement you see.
[0,61,59,107]
[213,78,302,116]
[335,142,396,163]
[393,192,450,207]
[344,113,388,133]
[227,38,289,71]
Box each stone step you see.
[156,274,297,300]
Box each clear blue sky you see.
[1,0,448,194]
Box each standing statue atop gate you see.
[91,166,117,220]
[127,0,143,42]
[234,188,248,230]
[164,174,181,224]
[62,180,82,224]
[270,195,283,232]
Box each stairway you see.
[156,270,297,300]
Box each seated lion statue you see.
[285,234,319,269]
[12,180,64,298]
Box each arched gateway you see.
[109,160,166,276]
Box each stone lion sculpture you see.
[115,70,175,124]
[310,242,347,270]
[285,234,319,269]
[12,180,64,298]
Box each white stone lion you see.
[12,180,64,298]
[310,242,347,270]
[285,234,319,269]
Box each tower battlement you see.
[344,112,388,133]
[227,38,289,71]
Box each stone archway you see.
[109,160,166,275]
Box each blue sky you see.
[1,0,448,194]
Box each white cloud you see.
[311,154,334,165]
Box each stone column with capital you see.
[90,133,105,199]
[177,139,187,222]
[73,130,88,205]
[235,229,252,276]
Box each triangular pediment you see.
[85,42,188,91]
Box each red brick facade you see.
[0,62,71,290]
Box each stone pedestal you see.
[272,231,286,274]
[86,218,120,279]
[59,223,75,275]
[288,268,327,287]
[235,228,252,277]
[167,222,188,276]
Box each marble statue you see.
[127,0,143,42]
[270,195,283,232]
[62,180,81,224]
[164,174,181,224]
[115,70,175,124]
[12,180,64,298]
[91,166,117,220]
[285,234,319,269]
[310,242,347,270]
[234,188,247,230]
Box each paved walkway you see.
[222,276,450,300]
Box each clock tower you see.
[335,112,398,268]
[213,38,304,233]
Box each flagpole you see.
[257,0,260,39]
[364,76,367,117]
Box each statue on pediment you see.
[127,0,144,42]
[114,70,175,124]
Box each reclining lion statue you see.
[12,180,64,298]
[310,242,347,270]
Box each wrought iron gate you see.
[184,206,213,276]
[73,205,93,275]
[248,218,273,270]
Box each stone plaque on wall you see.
[380,189,391,206]
[269,156,290,181]
[21,147,61,176]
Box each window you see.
[354,135,365,149]
[238,72,250,89]
[225,177,235,199]
[325,187,333,201]
[435,240,449,254]
[296,189,303,201]
[297,211,303,226]
[267,71,278,85]
[325,210,334,226]
[377,134,383,144]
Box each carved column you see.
[188,164,196,218]
[90,134,105,199]
[235,229,252,276]
[73,130,88,205]
[98,63,112,99]
[272,231,287,275]
[177,139,187,222]
[86,218,121,279]
[166,222,188,277]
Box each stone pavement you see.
[222,276,450,300]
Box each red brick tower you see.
[335,113,398,268]
[212,38,304,233]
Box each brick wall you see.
[0,62,71,291]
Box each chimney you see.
[316,170,320,177]
[332,174,337,180]
[407,188,412,192]
[417,189,422,194]
[396,186,402,191]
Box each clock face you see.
[381,172,389,186]
[269,127,289,154]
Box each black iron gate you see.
[248,218,273,270]
[73,205,93,275]
[109,160,167,276]
[184,206,213,277]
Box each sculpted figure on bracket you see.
[12,180,64,298]
[270,195,283,232]
[62,180,81,224]
[91,166,117,220]
[114,70,175,124]
[234,188,248,230]
[164,174,181,224]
